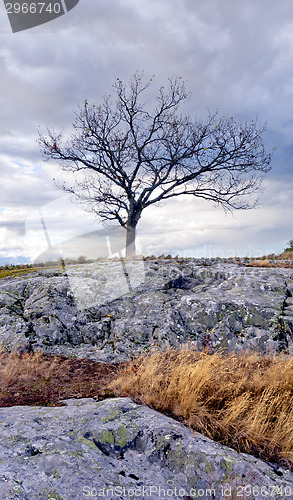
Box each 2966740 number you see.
[236,485,292,497]
[5,2,61,15]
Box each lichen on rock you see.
[0,398,292,499]
[0,259,292,360]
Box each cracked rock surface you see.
[0,259,292,362]
[0,397,292,499]
[1,261,293,498]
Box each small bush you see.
[77,255,87,264]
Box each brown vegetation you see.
[110,348,293,470]
[0,257,97,279]
[0,349,122,407]
[0,347,292,470]
[247,259,271,267]
[245,251,293,268]
[278,250,293,260]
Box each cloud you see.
[0,0,292,261]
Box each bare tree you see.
[39,73,271,257]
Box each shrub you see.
[77,255,87,264]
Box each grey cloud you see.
[0,0,292,261]
[0,219,24,234]
[0,160,59,209]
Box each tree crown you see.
[39,72,272,231]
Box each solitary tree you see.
[39,73,271,257]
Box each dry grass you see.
[110,348,293,470]
[247,259,271,267]
[0,268,38,279]
[245,251,293,268]
[0,349,123,407]
[1,346,292,470]
[278,250,293,260]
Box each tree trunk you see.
[125,225,136,257]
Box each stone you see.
[0,397,292,499]
[0,259,292,362]
[1,260,293,497]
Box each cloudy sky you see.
[0,0,293,264]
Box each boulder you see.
[0,259,292,362]
[0,397,292,499]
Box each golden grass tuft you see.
[109,348,293,470]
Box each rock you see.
[1,262,293,497]
[0,397,291,499]
[0,259,292,361]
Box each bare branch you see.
[38,73,272,256]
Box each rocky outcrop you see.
[1,261,293,497]
[0,397,292,499]
[0,259,292,362]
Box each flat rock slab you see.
[0,260,292,362]
[0,398,292,499]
